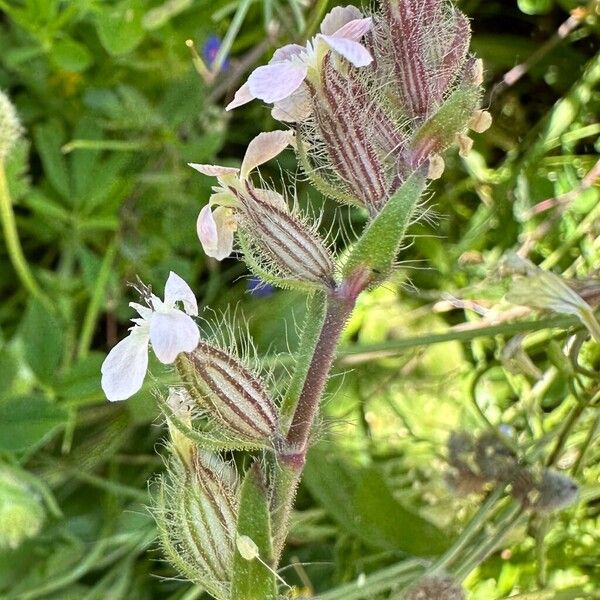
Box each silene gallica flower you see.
[101,272,200,401]
[226,5,373,122]
[190,130,335,289]
[225,1,491,218]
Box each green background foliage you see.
[0,0,599,597]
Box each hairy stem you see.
[271,269,370,562]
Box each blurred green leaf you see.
[20,300,64,383]
[95,0,144,56]
[0,395,67,450]
[51,37,93,72]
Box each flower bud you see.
[534,470,579,513]
[0,90,22,161]
[511,468,578,513]
[403,575,466,600]
[165,387,196,469]
[155,450,239,599]
[237,182,336,289]
[177,342,280,446]
[0,465,45,549]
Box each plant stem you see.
[0,161,53,310]
[453,503,524,581]
[430,485,505,575]
[271,270,369,562]
[316,559,425,600]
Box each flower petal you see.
[197,204,219,253]
[270,43,305,63]
[271,84,312,123]
[188,163,239,177]
[130,302,152,321]
[320,5,363,35]
[240,130,295,179]
[319,35,373,67]
[197,205,236,260]
[149,310,200,364]
[225,82,255,111]
[247,62,308,104]
[212,206,236,260]
[331,17,372,41]
[101,326,149,402]
[164,271,198,316]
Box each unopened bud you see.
[510,468,578,513]
[0,91,22,161]
[0,465,45,549]
[238,183,335,289]
[403,575,466,600]
[446,431,487,495]
[154,451,238,598]
[177,342,280,446]
[533,470,579,513]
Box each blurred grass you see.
[0,0,599,598]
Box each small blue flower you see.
[203,35,230,71]
[247,275,275,298]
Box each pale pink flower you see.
[226,6,373,122]
[190,130,295,260]
[101,272,199,401]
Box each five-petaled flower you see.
[101,272,200,402]
[226,5,373,122]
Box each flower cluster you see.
[99,1,494,595]
[226,1,490,216]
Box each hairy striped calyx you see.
[191,131,335,290]
[155,449,239,600]
[292,0,489,216]
[176,341,280,447]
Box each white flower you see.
[190,130,295,260]
[225,6,373,122]
[101,272,200,402]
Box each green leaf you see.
[51,37,93,72]
[353,469,451,556]
[20,299,64,383]
[231,464,277,600]
[342,171,427,279]
[304,446,450,556]
[0,395,67,451]
[95,0,144,56]
[33,121,70,200]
